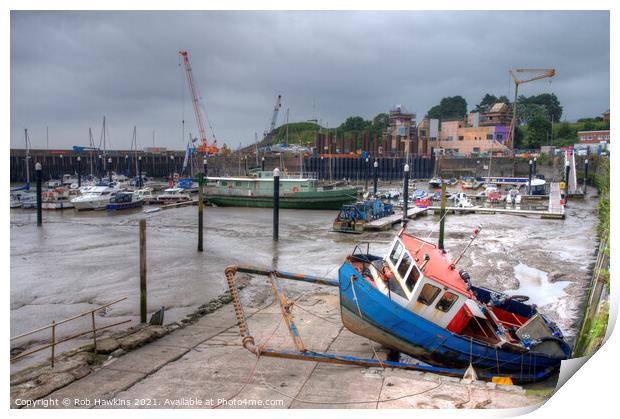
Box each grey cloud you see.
[10,10,609,149]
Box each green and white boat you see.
[206,171,357,210]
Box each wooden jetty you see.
[364,207,428,231]
[427,182,565,219]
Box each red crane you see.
[179,50,219,154]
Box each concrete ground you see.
[38,291,545,409]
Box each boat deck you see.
[364,207,428,231]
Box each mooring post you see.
[533,157,537,176]
[244,156,248,176]
[139,218,147,323]
[262,156,265,172]
[35,162,42,227]
[438,181,447,250]
[402,163,409,223]
[583,159,589,195]
[77,156,81,188]
[273,168,280,241]
[197,171,204,252]
[373,160,378,196]
[137,156,142,188]
[564,160,570,205]
[528,159,533,195]
[108,157,112,183]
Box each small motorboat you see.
[506,189,522,205]
[525,178,547,196]
[71,185,118,211]
[413,189,427,200]
[451,192,474,208]
[487,191,502,203]
[46,179,62,189]
[10,194,22,208]
[431,191,442,202]
[106,191,145,211]
[415,198,430,208]
[429,178,443,189]
[156,188,192,204]
[41,188,80,210]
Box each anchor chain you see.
[224,265,255,348]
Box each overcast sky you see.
[10,10,610,150]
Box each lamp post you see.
[108,157,113,183]
[137,156,142,188]
[533,157,537,175]
[77,156,81,187]
[365,157,369,191]
[35,162,42,226]
[273,168,280,241]
[528,159,533,195]
[373,160,378,196]
[583,159,589,195]
[402,163,410,224]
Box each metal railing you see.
[10,297,130,368]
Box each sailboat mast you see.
[24,129,30,185]
[88,128,94,176]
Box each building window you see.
[447,136,453,141]
[496,133,503,140]
[486,134,493,140]
[420,130,427,136]
[458,136,464,141]
[473,147,480,153]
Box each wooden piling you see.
[198,172,204,252]
[438,182,447,250]
[139,219,147,323]
[35,162,42,227]
[273,168,280,241]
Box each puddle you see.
[507,263,569,307]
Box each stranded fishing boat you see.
[225,224,570,382]
[337,227,571,378]
[206,170,357,210]
[71,185,117,211]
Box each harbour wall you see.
[10,149,599,183]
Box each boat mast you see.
[24,129,30,186]
[88,128,94,177]
[450,225,483,269]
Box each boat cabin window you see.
[435,291,458,312]
[405,266,421,292]
[387,277,408,299]
[417,283,441,306]
[389,241,404,266]
[397,252,412,279]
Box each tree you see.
[339,116,370,132]
[474,94,510,112]
[528,93,563,121]
[474,94,497,112]
[425,96,467,120]
[526,115,551,149]
[517,100,549,124]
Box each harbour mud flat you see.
[11,192,598,375]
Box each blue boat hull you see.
[106,200,144,211]
[338,261,568,381]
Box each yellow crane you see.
[508,68,556,149]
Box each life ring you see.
[292,187,299,193]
